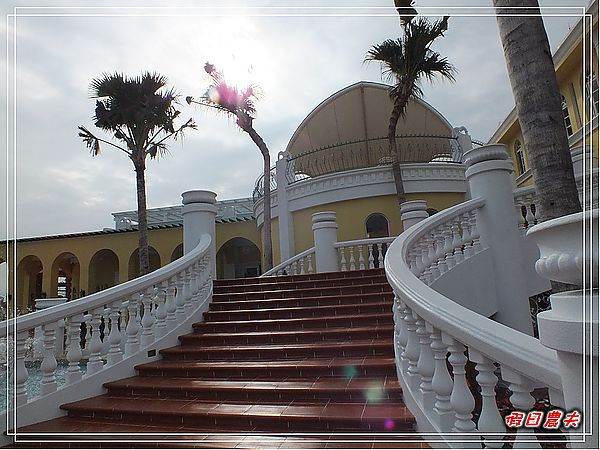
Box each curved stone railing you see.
[0,234,213,431]
[334,237,395,271]
[385,199,562,447]
[261,247,315,277]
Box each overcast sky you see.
[0,0,591,243]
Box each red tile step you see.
[193,313,393,333]
[179,325,395,346]
[213,274,389,294]
[103,377,402,403]
[213,268,386,286]
[212,283,392,302]
[160,339,394,361]
[135,356,397,379]
[210,291,392,311]
[203,300,392,322]
[59,396,415,432]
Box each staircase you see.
[18,269,423,447]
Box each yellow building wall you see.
[290,192,465,254]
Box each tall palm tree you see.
[186,63,273,271]
[494,0,581,221]
[366,16,455,208]
[78,72,196,276]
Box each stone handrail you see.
[261,247,315,277]
[0,234,213,418]
[333,237,395,271]
[385,198,561,447]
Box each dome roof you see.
[286,81,453,157]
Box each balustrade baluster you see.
[414,244,424,276]
[430,328,454,431]
[119,302,128,353]
[445,336,477,435]
[502,368,541,449]
[165,277,177,327]
[468,349,505,448]
[82,314,92,357]
[125,293,141,356]
[416,316,435,409]
[524,196,536,228]
[101,307,111,357]
[40,322,57,395]
[452,220,464,264]
[65,314,84,384]
[396,300,410,372]
[349,246,356,271]
[15,331,29,406]
[175,272,186,320]
[106,302,123,365]
[155,282,168,339]
[358,245,365,270]
[140,288,155,347]
[291,261,298,275]
[307,254,314,273]
[444,226,456,270]
[461,213,474,258]
[420,243,430,283]
[367,244,375,269]
[404,307,420,391]
[299,258,305,275]
[515,202,527,231]
[470,211,482,253]
[86,307,104,376]
[339,247,347,272]
[377,243,384,267]
[428,234,439,279]
[183,268,193,312]
[435,226,448,275]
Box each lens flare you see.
[384,418,395,430]
[342,365,358,379]
[364,381,384,402]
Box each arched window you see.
[515,140,526,175]
[365,213,389,238]
[562,95,574,136]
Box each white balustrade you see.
[334,237,394,272]
[260,247,316,277]
[385,195,563,448]
[0,234,213,422]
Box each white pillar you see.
[400,200,429,230]
[276,151,295,262]
[528,210,599,449]
[464,144,533,335]
[182,190,217,277]
[312,212,338,273]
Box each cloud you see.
[1,0,588,239]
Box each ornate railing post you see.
[529,210,599,449]
[464,144,533,335]
[182,190,217,277]
[312,212,339,273]
[400,200,429,231]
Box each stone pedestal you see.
[182,190,217,277]
[312,212,339,273]
[528,210,599,449]
[464,144,533,335]
[400,200,429,230]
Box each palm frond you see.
[78,126,101,156]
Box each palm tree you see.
[366,16,455,208]
[493,0,581,221]
[186,63,273,271]
[78,72,196,276]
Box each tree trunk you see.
[246,127,274,272]
[134,162,150,276]
[389,93,410,210]
[494,0,581,222]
